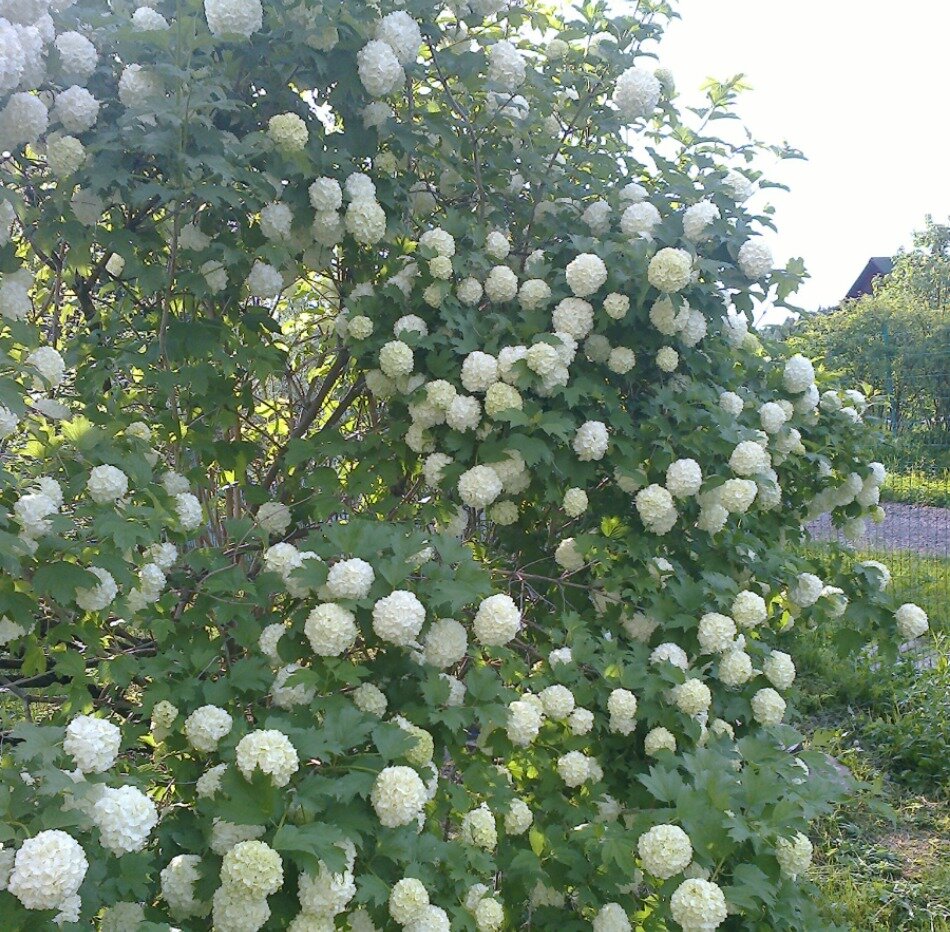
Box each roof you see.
[845,257,894,300]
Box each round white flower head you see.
[352,682,388,717]
[204,0,263,38]
[100,901,146,932]
[371,765,427,827]
[484,265,518,302]
[613,66,661,120]
[92,785,158,855]
[184,704,233,752]
[87,464,129,504]
[358,39,404,96]
[26,345,66,388]
[346,198,387,244]
[573,420,608,461]
[636,484,677,534]
[790,572,823,608]
[247,260,283,298]
[593,902,631,932]
[376,10,422,65]
[698,613,737,654]
[895,602,929,639]
[720,391,744,416]
[8,830,88,911]
[461,804,497,850]
[539,684,575,719]
[458,465,502,509]
[732,590,767,627]
[268,112,308,151]
[75,567,118,612]
[552,297,594,339]
[372,590,426,646]
[175,492,203,530]
[64,714,121,773]
[751,687,786,726]
[775,832,813,880]
[683,200,720,242]
[557,750,591,787]
[563,487,588,516]
[656,346,679,373]
[457,277,484,305]
[461,351,499,393]
[670,878,728,932]
[650,642,689,670]
[326,558,375,600]
[738,239,773,279]
[133,7,170,30]
[621,201,661,239]
[257,501,291,535]
[566,253,608,297]
[379,340,413,379]
[211,884,270,931]
[487,40,526,90]
[196,763,227,799]
[645,726,677,756]
[638,824,693,880]
[763,650,796,690]
[648,248,692,293]
[221,840,283,897]
[503,797,533,836]
[473,593,521,646]
[783,354,815,393]
[666,458,702,498]
[759,401,787,435]
[608,688,638,720]
[422,617,467,668]
[506,698,542,745]
[235,729,299,787]
[569,707,594,736]
[55,31,98,81]
[717,648,752,687]
[390,876,429,924]
[672,678,712,716]
[161,854,208,919]
[602,295,629,323]
[475,896,505,931]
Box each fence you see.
[809,340,949,622]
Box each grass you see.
[793,544,950,928]
[882,469,950,508]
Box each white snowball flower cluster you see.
[573,420,608,461]
[790,572,823,608]
[74,566,117,612]
[486,40,525,90]
[670,878,728,932]
[64,714,121,773]
[175,491,203,530]
[247,260,283,298]
[268,112,308,151]
[87,464,128,504]
[461,351,499,393]
[422,617,467,668]
[539,684,574,720]
[565,252,607,297]
[371,765,428,827]
[650,642,689,670]
[636,484,677,534]
[326,557,375,600]
[759,401,788,434]
[390,876,429,924]
[256,500,290,535]
[557,750,593,787]
[184,704,233,752]
[732,589,767,627]
[204,0,263,38]
[672,678,712,716]
[698,612,737,653]
[553,297,594,338]
[895,602,928,639]
[373,590,425,646]
[593,902,631,932]
[751,687,787,726]
[357,39,403,96]
[346,196,387,245]
[763,650,796,690]
[376,10,422,64]
[161,854,208,919]
[458,464,502,508]
[683,200,720,242]
[506,698,543,746]
[737,239,773,279]
[380,340,413,379]
[775,832,813,879]
[666,458,702,498]
[473,593,521,646]
[783,354,815,393]
[621,201,661,239]
[55,31,97,81]
[221,840,283,897]
[485,265,518,302]
[235,729,299,787]
[563,487,588,516]
[461,804,497,850]
[645,727,677,755]
[92,785,158,854]
[718,648,753,687]
[27,345,65,387]
[607,688,638,735]
[503,798,533,835]
[648,248,692,293]
[613,65,661,120]
[637,824,693,879]
[8,830,88,911]
[729,440,770,477]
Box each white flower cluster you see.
[64,714,121,773]
[637,824,693,880]
[371,765,428,827]
[92,785,158,854]
[8,830,88,912]
[235,730,299,787]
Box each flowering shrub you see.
[0,0,928,929]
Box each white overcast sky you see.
[614,0,950,320]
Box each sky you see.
[640,0,950,321]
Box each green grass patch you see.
[882,469,950,508]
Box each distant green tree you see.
[788,218,950,435]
